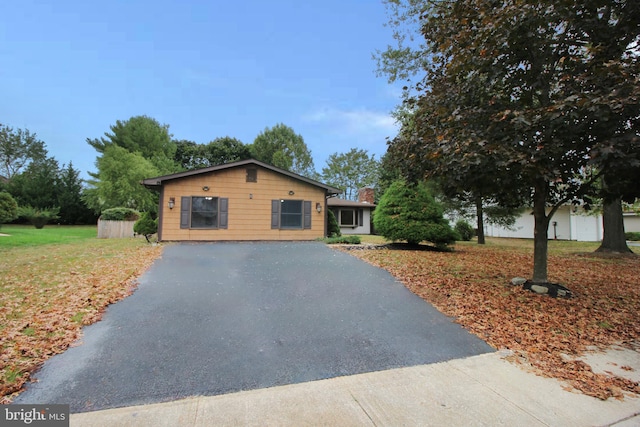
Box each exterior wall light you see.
[168,197,175,209]
[288,190,295,195]
[316,202,322,213]
[202,186,210,191]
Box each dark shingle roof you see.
[141,159,342,194]
[327,198,376,208]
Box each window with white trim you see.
[339,209,356,227]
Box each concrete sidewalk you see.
[71,351,640,427]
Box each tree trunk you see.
[476,196,486,244]
[596,197,632,253]
[532,180,550,283]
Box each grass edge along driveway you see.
[1,226,639,402]
[0,225,163,402]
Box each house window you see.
[191,196,218,228]
[180,196,229,229]
[281,200,303,228]
[340,209,356,227]
[271,200,311,230]
[246,168,257,182]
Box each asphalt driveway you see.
[15,242,493,412]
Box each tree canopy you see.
[0,124,47,180]
[8,156,60,210]
[251,124,316,177]
[87,115,177,175]
[321,148,379,201]
[84,145,160,213]
[86,116,181,213]
[175,137,251,170]
[377,0,640,282]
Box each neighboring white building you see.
[624,211,640,233]
[484,205,640,242]
[327,188,376,235]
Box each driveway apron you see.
[15,242,493,412]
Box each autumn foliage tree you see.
[374,180,457,248]
[377,0,640,283]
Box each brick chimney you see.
[358,187,375,204]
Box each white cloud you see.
[304,107,399,135]
[301,107,399,165]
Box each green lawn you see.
[0,225,97,248]
[356,234,638,254]
[0,225,163,401]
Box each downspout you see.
[157,187,164,242]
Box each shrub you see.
[17,206,60,229]
[0,192,18,228]
[625,231,640,241]
[100,207,140,221]
[325,235,361,244]
[327,209,341,237]
[455,220,475,241]
[373,180,458,248]
[134,212,158,243]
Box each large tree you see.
[0,124,47,180]
[383,92,524,244]
[578,5,640,253]
[377,0,640,283]
[321,148,379,200]
[57,162,96,225]
[86,116,179,213]
[84,145,159,213]
[251,124,316,177]
[8,156,60,210]
[175,137,251,170]
[87,115,177,175]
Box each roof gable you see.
[142,159,341,194]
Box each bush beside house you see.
[134,212,158,243]
[374,180,458,248]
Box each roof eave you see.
[141,159,342,194]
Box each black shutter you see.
[303,201,311,229]
[180,197,191,229]
[271,200,280,229]
[358,208,364,227]
[219,198,228,229]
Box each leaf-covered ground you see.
[0,239,163,403]
[342,240,640,400]
[2,235,638,403]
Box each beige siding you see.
[159,166,327,241]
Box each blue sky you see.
[0,0,402,179]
